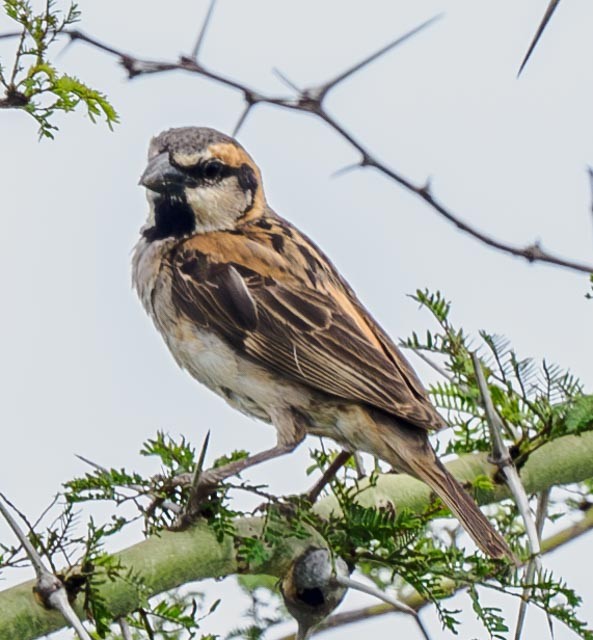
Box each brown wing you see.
[169,215,445,431]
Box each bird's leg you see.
[174,409,308,497]
[171,430,307,529]
[306,450,352,503]
[198,438,303,487]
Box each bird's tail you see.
[374,416,516,563]
[410,452,514,562]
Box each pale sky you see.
[1,1,593,638]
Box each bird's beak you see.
[139,152,187,193]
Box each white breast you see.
[132,235,172,313]
[131,235,316,424]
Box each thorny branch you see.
[1,10,592,274]
[0,494,92,640]
[275,506,593,640]
[471,355,540,557]
[118,618,133,640]
[471,353,543,638]
[1,7,592,638]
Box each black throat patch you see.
[143,193,195,242]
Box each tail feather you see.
[374,415,516,563]
[414,456,515,562]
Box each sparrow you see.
[132,126,512,561]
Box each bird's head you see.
[140,127,265,240]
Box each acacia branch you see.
[276,505,593,640]
[0,495,92,640]
[2,430,593,640]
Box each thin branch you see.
[232,100,255,136]
[514,488,551,640]
[305,15,442,103]
[75,454,182,514]
[471,354,540,557]
[118,617,133,640]
[332,576,428,637]
[404,344,453,381]
[0,20,589,273]
[518,0,562,76]
[0,494,48,577]
[587,167,593,249]
[353,452,366,479]
[330,162,362,179]
[342,580,429,640]
[472,353,543,631]
[273,67,302,93]
[8,27,26,86]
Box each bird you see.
[132,126,513,561]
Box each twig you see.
[0,494,92,640]
[471,353,542,632]
[353,452,366,479]
[334,575,416,617]
[332,575,430,640]
[118,617,133,640]
[232,101,254,136]
[2,17,590,273]
[403,344,454,382]
[471,355,539,554]
[514,487,551,640]
[273,67,302,93]
[587,167,593,249]
[518,0,562,76]
[298,15,443,104]
[76,454,182,514]
[138,607,156,640]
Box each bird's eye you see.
[203,160,224,181]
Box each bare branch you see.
[1,20,590,273]
[308,14,442,103]
[514,489,550,640]
[333,576,431,640]
[353,452,366,479]
[518,0,562,76]
[273,67,302,93]
[232,101,255,136]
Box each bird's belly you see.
[163,319,316,422]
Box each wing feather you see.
[169,217,445,431]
